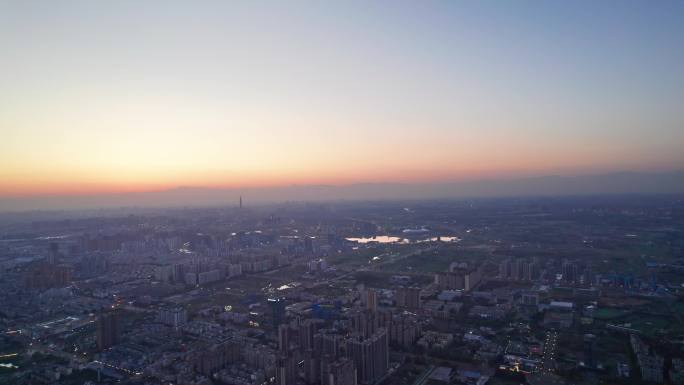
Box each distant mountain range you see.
[2,171,684,212]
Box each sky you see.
[1,0,683,198]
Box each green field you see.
[623,313,673,336]
[594,308,630,320]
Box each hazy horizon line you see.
[3,168,683,199]
[1,169,684,213]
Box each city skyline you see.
[2,1,684,199]
[2,3,684,384]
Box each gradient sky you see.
[1,1,683,197]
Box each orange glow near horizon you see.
[3,105,682,199]
[2,2,683,200]
[0,167,501,197]
[2,158,682,198]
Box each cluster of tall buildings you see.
[631,334,665,383]
[305,328,387,385]
[561,260,581,283]
[347,330,388,385]
[434,263,483,291]
[394,287,421,309]
[191,339,242,376]
[159,307,188,328]
[154,263,186,283]
[24,244,72,289]
[272,307,391,385]
[24,263,72,289]
[498,258,540,282]
[307,258,328,273]
[350,309,422,349]
[562,260,594,285]
[362,288,378,312]
[154,260,243,286]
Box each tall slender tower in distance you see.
[239,196,243,208]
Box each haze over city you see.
[2,1,684,208]
[3,3,684,385]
